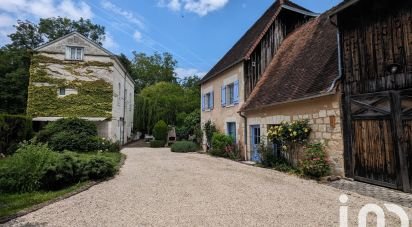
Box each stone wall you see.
[244,92,345,176]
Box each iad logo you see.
[339,194,409,227]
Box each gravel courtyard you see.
[5,148,411,226]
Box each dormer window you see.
[65,46,84,60]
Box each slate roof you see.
[240,13,339,112]
[200,0,315,84]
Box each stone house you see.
[200,0,318,157]
[200,0,345,175]
[27,32,135,145]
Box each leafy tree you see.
[8,17,105,49]
[117,53,133,75]
[0,47,31,114]
[38,17,105,45]
[130,52,177,93]
[8,20,43,50]
[139,82,185,125]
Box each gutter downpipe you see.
[239,111,248,160]
[328,17,343,93]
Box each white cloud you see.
[175,67,206,79]
[101,0,145,30]
[0,13,16,27]
[158,0,229,16]
[0,0,93,46]
[0,0,93,20]
[133,31,142,43]
[102,32,118,51]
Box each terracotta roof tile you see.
[240,13,339,112]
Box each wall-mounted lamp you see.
[386,63,402,74]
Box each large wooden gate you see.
[347,90,412,191]
[338,0,412,192]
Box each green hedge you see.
[0,143,118,193]
[150,140,165,148]
[0,114,33,155]
[171,141,198,153]
[36,118,119,152]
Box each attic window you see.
[66,46,84,60]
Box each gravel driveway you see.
[5,148,411,226]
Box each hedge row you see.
[0,114,33,155]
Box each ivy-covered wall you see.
[27,54,114,118]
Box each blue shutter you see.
[201,95,205,111]
[211,91,214,110]
[221,86,226,107]
[234,80,239,104]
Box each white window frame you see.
[59,88,66,96]
[205,92,212,110]
[66,46,84,61]
[226,83,235,105]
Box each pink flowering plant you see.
[300,143,331,178]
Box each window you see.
[129,93,132,111]
[59,88,66,96]
[202,91,214,111]
[118,83,121,106]
[221,80,239,107]
[227,122,236,142]
[226,83,234,105]
[65,47,84,60]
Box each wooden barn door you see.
[347,90,412,192]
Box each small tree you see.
[153,120,168,142]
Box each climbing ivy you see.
[27,54,113,118]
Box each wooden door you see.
[346,90,412,192]
[350,93,399,189]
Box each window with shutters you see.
[221,80,239,107]
[65,46,84,60]
[202,91,214,111]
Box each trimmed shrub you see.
[150,140,165,148]
[171,141,198,153]
[0,114,33,155]
[35,118,120,152]
[0,143,118,193]
[300,143,331,178]
[210,133,234,158]
[153,120,168,141]
[82,156,116,180]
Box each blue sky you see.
[0,0,342,78]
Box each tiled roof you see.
[200,0,314,84]
[240,13,339,112]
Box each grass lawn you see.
[0,182,87,219]
[0,151,123,220]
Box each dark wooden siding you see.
[244,10,311,98]
[339,0,412,95]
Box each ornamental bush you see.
[171,141,198,153]
[36,118,119,152]
[210,133,240,160]
[0,143,118,193]
[0,114,33,155]
[150,140,165,148]
[153,120,168,142]
[300,143,331,178]
[267,120,311,147]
